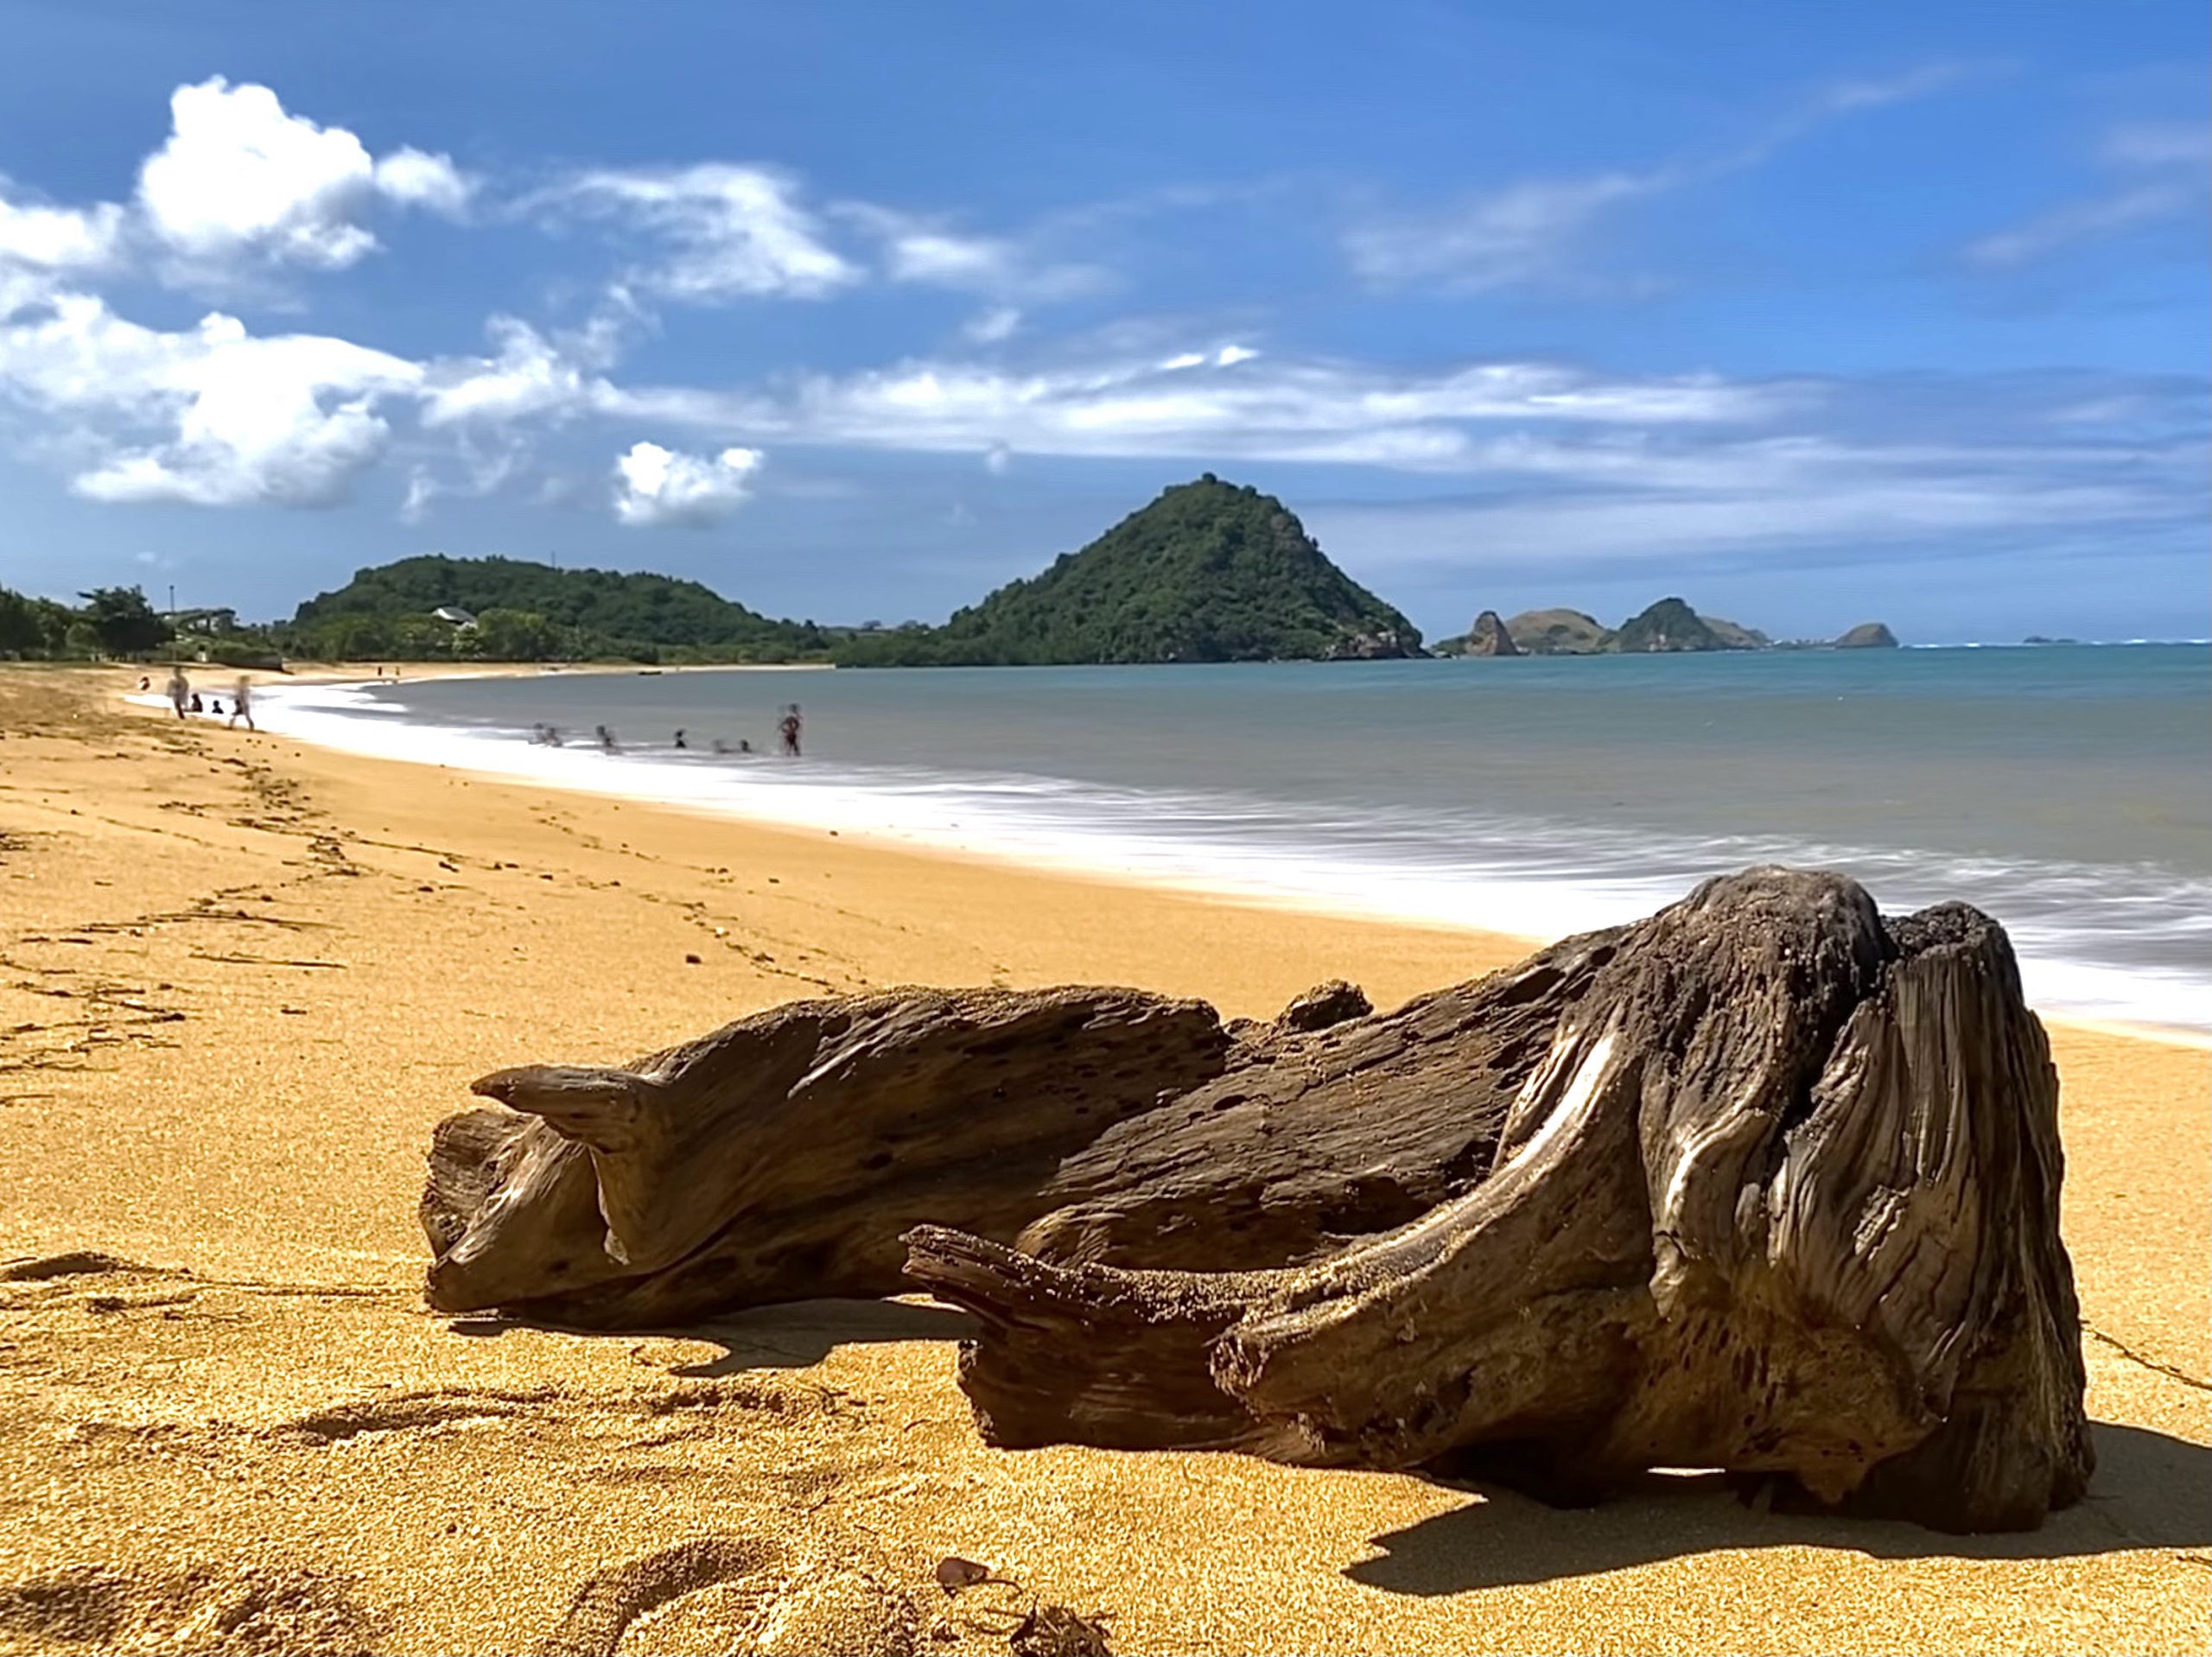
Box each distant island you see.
[836,476,1419,666]
[4,475,1911,668]
[1434,598,1897,656]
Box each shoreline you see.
[1,663,2203,1655]
[192,662,2212,1050]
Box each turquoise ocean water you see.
[257,644,2211,1034]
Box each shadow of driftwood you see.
[1347,1424,2212,1595]
[446,1295,977,1374]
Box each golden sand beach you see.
[0,666,2203,1655]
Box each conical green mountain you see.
[838,476,1421,665]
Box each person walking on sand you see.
[228,676,255,732]
[778,703,803,759]
[166,666,190,720]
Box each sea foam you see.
[226,679,2212,1041]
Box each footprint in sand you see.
[530,1537,925,1657]
[0,1251,156,1284]
[278,1389,539,1444]
[0,1561,377,1656]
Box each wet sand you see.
[0,665,2203,1655]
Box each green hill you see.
[1610,596,1757,653]
[288,555,824,663]
[838,476,1420,666]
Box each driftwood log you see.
[422,867,2089,1531]
[423,933,1617,1324]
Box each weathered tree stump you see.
[420,866,2088,1530]
[904,870,2090,1533]
[422,929,1618,1324]
[422,986,1235,1325]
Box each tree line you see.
[0,586,179,661]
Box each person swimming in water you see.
[595,725,618,752]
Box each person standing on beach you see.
[779,704,803,758]
[166,666,190,719]
[228,676,255,732]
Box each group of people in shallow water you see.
[527,703,804,759]
[143,668,255,731]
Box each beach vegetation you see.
[283,555,834,663]
[0,582,175,661]
[0,586,57,655]
[79,586,175,658]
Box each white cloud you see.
[1216,344,1259,366]
[1313,463,2190,570]
[1347,63,1988,293]
[0,184,127,320]
[1963,119,2207,269]
[963,306,1022,344]
[0,292,422,506]
[1348,169,1667,293]
[372,147,474,216]
[1302,411,2201,571]
[399,468,437,524]
[1961,183,2198,268]
[2098,122,2206,168]
[595,348,1772,473]
[135,78,470,276]
[0,187,125,275]
[399,440,524,524]
[839,204,1106,302]
[420,315,606,427]
[1817,60,1994,115]
[550,164,855,301]
[881,226,1008,287]
[611,440,762,526]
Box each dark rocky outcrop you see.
[1835,622,1900,649]
[1460,610,1521,657]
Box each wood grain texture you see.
[421,867,2088,1530]
[906,870,2091,1533]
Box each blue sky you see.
[0,0,2203,643]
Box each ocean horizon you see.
[229,642,2212,1038]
